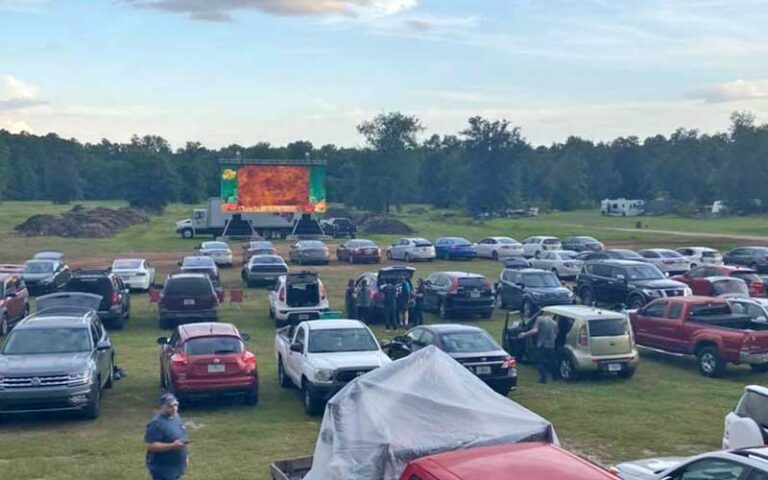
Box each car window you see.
[643,301,668,318]
[687,267,709,279]
[668,303,683,319]
[164,278,213,295]
[440,331,498,353]
[590,264,612,277]
[185,336,243,355]
[295,326,306,345]
[522,272,560,288]
[736,390,768,428]
[169,330,181,348]
[589,318,629,337]
[420,330,435,346]
[624,265,665,280]
[308,328,378,353]
[641,251,659,258]
[407,329,424,345]
[746,304,767,321]
[669,459,745,480]
[747,470,768,480]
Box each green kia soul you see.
[503,305,639,380]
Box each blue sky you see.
[1,0,768,148]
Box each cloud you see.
[401,14,478,32]
[691,80,768,103]
[122,0,417,22]
[0,75,46,111]
[0,0,48,13]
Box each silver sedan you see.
[530,250,583,279]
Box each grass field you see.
[1,202,767,480]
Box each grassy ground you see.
[1,202,766,479]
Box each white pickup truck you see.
[274,319,391,415]
[723,385,768,449]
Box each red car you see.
[400,442,617,480]
[0,274,30,336]
[672,265,766,297]
[157,322,258,405]
[336,239,381,264]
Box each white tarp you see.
[305,345,558,480]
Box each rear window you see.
[334,219,352,226]
[543,239,560,245]
[440,331,499,353]
[300,241,325,248]
[689,303,731,316]
[588,318,629,337]
[413,238,432,247]
[713,279,749,296]
[660,251,684,259]
[736,390,768,428]
[183,257,215,267]
[349,240,376,247]
[522,272,560,288]
[24,261,53,273]
[185,336,242,355]
[252,256,284,264]
[66,277,112,295]
[458,277,489,289]
[203,242,228,249]
[113,260,142,269]
[164,278,213,295]
[733,272,761,283]
[702,251,720,258]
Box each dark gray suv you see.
[723,246,768,273]
[0,292,115,419]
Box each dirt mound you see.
[15,205,150,238]
[359,216,414,235]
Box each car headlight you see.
[314,369,334,383]
[68,369,91,385]
[566,290,575,299]
[642,289,662,297]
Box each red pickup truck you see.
[629,296,768,377]
[0,273,30,336]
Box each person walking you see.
[519,314,559,384]
[411,278,425,327]
[344,279,356,319]
[397,275,412,329]
[382,281,398,332]
[356,279,372,324]
[145,393,189,480]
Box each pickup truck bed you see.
[689,314,768,329]
[270,456,312,480]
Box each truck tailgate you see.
[270,456,313,480]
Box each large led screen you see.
[220,164,326,213]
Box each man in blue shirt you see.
[145,393,189,480]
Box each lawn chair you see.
[148,288,161,304]
[230,289,245,310]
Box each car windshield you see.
[112,259,142,269]
[736,390,768,428]
[65,278,112,296]
[523,272,560,288]
[164,278,212,295]
[182,257,215,267]
[625,265,665,280]
[252,256,284,265]
[713,279,749,296]
[498,238,520,245]
[24,261,53,273]
[659,251,684,258]
[308,328,378,353]
[543,239,560,245]
[458,277,489,289]
[2,328,91,354]
[185,336,243,355]
[589,318,629,337]
[203,242,228,250]
[440,331,499,353]
[300,241,325,249]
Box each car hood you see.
[615,457,689,480]
[22,273,54,282]
[308,351,391,370]
[630,279,687,289]
[0,352,92,376]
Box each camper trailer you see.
[600,198,644,216]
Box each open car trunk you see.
[286,272,320,308]
[377,267,416,287]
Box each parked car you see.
[728,297,768,324]
[722,385,768,450]
[33,250,64,261]
[355,266,416,322]
[0,264,24,274]
[671,265,766,298]
[383,324,517,395]
[561,236,605,252]
[198,241,234,267]
[0,273,29,336]
[706,277,751,298]
[179,255,220,282]
[241,254,288,288]
[676,246,723,268]
[64,269,131,329]
[434,237,477,261]
[21,258,71,296]
[157,322,258,405]
[724,246,768,273]
[495,268,575,318]
[268,272,330,327]
[403,442,618,480]
[110,258,155,291]
[474,236,524,260]
[521,236,562,258]
[530,250,583,279]
[288,240,330,265]
[501,256,533,269]
[638,249,691,275]
[616,447,768,480]
[629,296,768,376]
[0,292,115,419]
[321,217,356,238]
[387,237,436,262]
[158,273,220,329]
[422,272,494,319]
[503,305,638,380]
[576,260,690,309]
[274,319,390,415]
[336,239,381,264]
[241,240,277,264]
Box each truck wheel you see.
[84,383,101,420]
[303,384,322,416]
[627,295,646,309]
[750,364,768,373]
[559,357,579,381]
[181,228,194,239]
[698,346,725,377]
[278,359,292,388]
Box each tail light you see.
[448,278,459,294]
[242,351,257,372]
[171,353,188,368]
[371,291,380,301]
[501,357,517,369]
[578,325,588,347]
[742,334,760,352]
[279,288,285,302]
[111,292,119,304]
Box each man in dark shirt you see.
[145,393,189,480]
[382,282,398,332]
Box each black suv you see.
[495,268,574,318]
[322,217,356,238]
[65,269,131,329]
[158,273,220,329]
[422,272,494,319]
[575,260,690,309]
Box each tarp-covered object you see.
[305,345,558,480]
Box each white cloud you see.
[0,0,48,13]
[0,75,45,112]
[690,80,768,103]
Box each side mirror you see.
[156,337,169,345]
[241,333,251,341]
[290,342,303,353]
[177,261,182,267]
[96,340,112,350]
[516,282,525,289]
[616,274,626,283]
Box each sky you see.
[1,0,768,148]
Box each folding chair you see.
[230,289,245,310]
[148,288,161,304]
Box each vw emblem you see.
[213,358,221,364]
[31,377,41,387]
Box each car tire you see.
[522,300,535,319]
[404,253,412,263]
[84,383,101,420]
[278,359,292,389]
[181,228,194,239]
[697,346,725,377]
[690,263,697,269]
[492,251,499,261]
[618,367,636,379]
[438,301,450,320]
[303,382,322,416]
[627,295,646,309]
[0,314,7,337]
[559,356,579,381]
[579,287,595,306]
[245,383,259,406]
[105,357,115,389]
[750,364,768,373]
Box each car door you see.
[588,264,612,303]
[605,266,630,304]
[475,238,488,258]
[287,325,306,379]
[508,271,525,310]
[633,301,669,348]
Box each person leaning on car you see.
[145,393,189,480]
[356,280,372,323]
[519,314,559,384]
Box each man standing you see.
[410,279,425,327]
[145,393,189,480]
[382,281,398,332]
[356,279,372,324]
[344,279,356,320]
[519,314,559,384]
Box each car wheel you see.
[579,287,594,306]
[522,300,535,319]
[698,346,725,377]
[84,383,101,420]
[690,263,697,269]
[751,364,768,373]
[559,357,579,381]
[627,295,646,309]
[404,253,412,263]
[303,383,322,416]
[492,251,499,261]
[438,301,450,320]
[105,357,115,389]
[245,383,259,406]
[278,359,292,388]
[0,315,7,336]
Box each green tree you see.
[0,136,8,201]
[123,139,180,211]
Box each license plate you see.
[207,364,225,374]
[476,366,492,375]
[263,276,274,281]
[607,363,622,372]
[470,291,480,298]
[183,299,195,306]
[298,314,309,320]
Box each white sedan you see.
[675,246,723,268]
[111,258,155,291]
[638,249,692,275]
[475,236,524,260]
[521,236,562,258]
[530,250,583,279]
[199,241,234,267]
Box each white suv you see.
[268,272,330,327]
[676,247,723,268]
[521,236,562,258]
[386,238,436,262]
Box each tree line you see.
[0,111,766,214]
